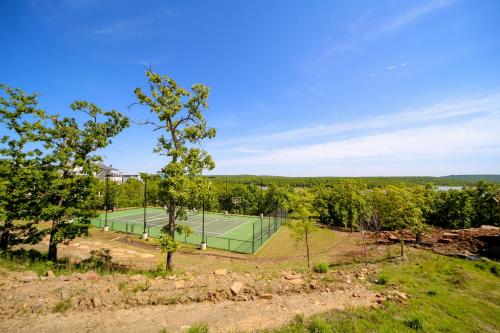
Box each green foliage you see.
[404,317,423,330]
[313,262,329,273]
[274,251,500,333]
[374,274,388,285]
[80,248,113,270]
[307,318,332,333]
[0,84,48,249]
[0,83,129,259]
[134,70,216,271]
[53,300,71,314]
[187,323,209,333]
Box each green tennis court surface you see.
[91,207,286,254]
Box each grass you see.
[0,248,173,278]
[53,300,71,314]
[257,227,340,259]
[269,249,500,333]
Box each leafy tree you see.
[370,186,424,256]
[134,70,216,271]
[263,182,292,214]
[0,84,47,250]
[472,181,500,227]
[41,101,129,261]
[287,191,317,268]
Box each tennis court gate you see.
[91,207,288,254]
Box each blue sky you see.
[1,0,500,176]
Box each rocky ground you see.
[0,263,406,332]
[370,225,500,259]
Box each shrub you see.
[313,262,329,273]
[308,318,332,333]
[426,290,437,296]
[404,317,423,330]
[374,274,388,285]
[53,300,71,314]
[490,265,499,277]
[80,248,113,271]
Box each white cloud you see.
[213,114,500,176]
[210,91,500,150]
[210,92,500,176]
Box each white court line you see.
[220,219,250,237]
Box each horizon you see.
[1,0,500,176]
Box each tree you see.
[134,70,216,271]
[41,101,129,261]
[0,84,48,250]
[370,186,423,257]
[287,191,317,268]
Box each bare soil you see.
[0,228,388,333]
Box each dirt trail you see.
[2,286,377,333]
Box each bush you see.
[308,318,332,333]
[53,300,71,313]
[404,317,423,330]
[490,265,499,277]
[187,323,209,333]
[374,274,388,285]
[313,262,329,273]
[80,248,113,270]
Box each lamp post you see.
[104,165,111,231]
[142,178,148,239]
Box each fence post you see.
[228,239,231,251]
[268,216,271,238]
[260,217,263,245]
[252,223,255,254]
[131,224,134,234]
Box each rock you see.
[230,282,244,295]
[167,275,177,280]
[388,233,399,241]
[19,272,38,283]
[85,271,100,281]
[174,280,186,289]
[288,278,304,285]
[394,291,408,300]
[259,293,273,300]
[310,280,319,289]
[235,295,248,301]
[438,238,452,244]
[442,232,458,239]
[214,269,227,276]
[46,270,56,278]
[284,273,302,280]
[92,296,101,308]
[480,225,499,230]
[61,290,71,301]
[345,277,352,284]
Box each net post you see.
[228,238,231,251]
[126,223,128,234]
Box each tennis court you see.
[90,207,287,254]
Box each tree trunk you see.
[0,223,10,250]
[362,231,368,266]
[166,198,176,271]
[400,229,404,257]
[305,230,310,268]
[47,220,58,261]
